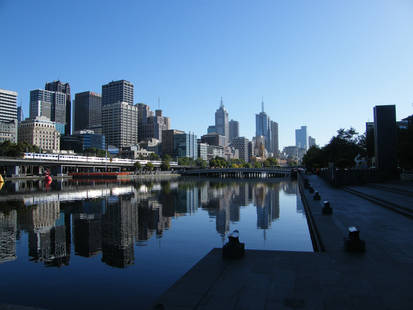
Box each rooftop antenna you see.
[220,96,224,108]
[261,97,264,113]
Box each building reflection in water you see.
[0,179,299,268]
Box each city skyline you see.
[1,1,413,148]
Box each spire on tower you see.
[261,97,264,113]
[220,96,224,108]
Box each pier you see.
[154,174,413,309]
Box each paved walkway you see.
[154,176,413,310]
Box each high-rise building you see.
[45,81,71,135]
[198,142,208,160]
[142,109,170,142]
[207,125,217,134]
[102,80,134,106]
[74,91,102,133]
[162,129,185,157]
[295,126,307,150]
[17,106,23,123]
[270,121,279,155]
[308,136,316,148]
[174,132,198,159]
[101,101,138,148]
[215,98,229,145]
[0,89,18,143]
[137,103,152,141]
[255,100,272,152]
[229,119,239,143]
[18,116,60,151]
[374,105,397,173]
[201,133,226,147]
[231,137,249,162]
[30,89,66,134]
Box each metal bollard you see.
[344,226,365,252]
[313,191,321,200]
[322,201,332,215]
[223,230,245,259]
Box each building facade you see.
[308,136,316,148]
[101,102,138,148]
[270,121,279,155]
[295,126,307,150]
[61,130,106,153]
[74,91,102,133]
[256,102,272,153]
[174,132,198,159]
[201,133,226,147]
[215,99,229,145]
[162,129,184,157]
[17,106,23,124]
[142,110,170,142]
[18,116,60,151]
[229,119,239,143]
[231,137,249,162]
[102,80,134,106]
[0,89,18,143]
[198,142,208,160]
[45,81,71,135]
[30,89,66,135]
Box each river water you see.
[0,178,312,309]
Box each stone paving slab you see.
[153,175,413,310]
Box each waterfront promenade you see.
[154,175,413,309]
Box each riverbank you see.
[153,174,413,309]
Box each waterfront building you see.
[255,100,272,152]
[101,101,138,148]
[308,136,316,148]
[270,121,279,155]
[45,81,71,135]
[74,91,102,133]
[223,146,239,161]
[215,98,229,145]
[295,125,307,150]
[137,103,152,141]
[174,132,198,160]
[229,119,239,143]
[231,137,249,162]
[120,145,154,159]
[162,129,184,157]
[18,116,60,152]
[198,142,208,161]
[102,80,134,106]
[374,105,397,173]
[30,89,66,134]
[0,89,18,143]
[207,145,225,160]
[201,133,226,147]
[61,130,105,153]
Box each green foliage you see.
[254,161,263,168]
[84,147,106,157]
[195,158,208,168]
[160,161,170,171]
[178,157,196,166]
[0,141,39,157]
[134,161,142,170]
[209,156,228,168]
[145,162,154,171]
[263,157,278,167]
[162,154,172,161]
[149,153,160,160]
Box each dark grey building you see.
[17,106,23,123]
[373,105,397,174]
[229,119,239,143]
[271,121,279,155]
[231,137,249,162]
[201,133,226,147]
[74,91,102,133]
[45,81,71,135]
[30,89,66,134]
[102,80,134,106]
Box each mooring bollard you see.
[223,230,245,259]
[313,191,321,200]
[344,226,366,252]
[322,200,332,215]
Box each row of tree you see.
[0,141,39,157]
[303,125,413,170]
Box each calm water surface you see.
[0,178,312,309]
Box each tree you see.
[196,158,208,168]
[149,153,160,160]
[145,162,154,171]
[134,161,142,171]
[160,161,170,171]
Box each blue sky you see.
[1,0,413,148]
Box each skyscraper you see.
[0,89,17,143]
[255,100,271,152]
[102,80,134,106]
[308,136,316,148]
[231,137,249,162]
[45,81,71,135]
[270,121,279,155]
[174,132,198,159]
[295,126,307,150]
[137,103,152,141]
[142,109,170,142]
[30,89,66,134]
[17,106,23,123]
[101,101,138,148]
[229,119,239,143]
[215,98,229,145]
[74,91,102,133]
